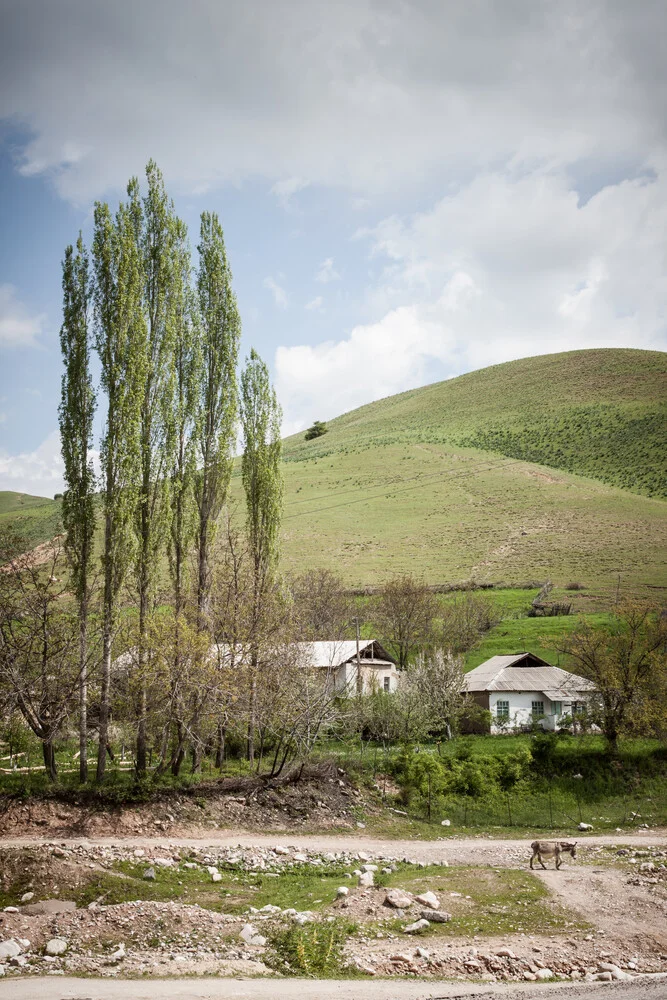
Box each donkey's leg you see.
[530,853,535,870]
[538,853,547,870]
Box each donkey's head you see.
[561,840,577,859]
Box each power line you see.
[283,457,520,521]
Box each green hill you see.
[2,349,666,596]
[272,348,666,592]
[0,491,62,546]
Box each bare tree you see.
[291,568,353,639]
[0,533,90,780]
[372,575,439,669]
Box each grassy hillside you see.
[2,349,666,595]
[283,348,666,498]
[0,491,62,546]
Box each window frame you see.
[496,699,510,720]
[531,700,545,718]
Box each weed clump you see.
[267,918,359,977]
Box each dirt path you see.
[2,832,666,864]
[0,975,666,1000]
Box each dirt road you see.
[3,831,666,864]
[0,973,666,1000]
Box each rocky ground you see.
[0,839,666,985]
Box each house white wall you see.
[337,661,399,695]
[489,691,572,733]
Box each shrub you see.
[304,420,328,441]
[268,918,358,976]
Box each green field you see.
[2,348,666,594]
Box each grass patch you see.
[379,865,590,937]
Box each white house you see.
[298,639,399,696]
[462,652,596,733]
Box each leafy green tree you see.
[59,234,96,782]
[194,212,241,623]
[497,751,529,826]
[240,348,283,763]
[557,600,667,748]
[304,420,327,440]
[130,164,180,776]
[92,193,146,780]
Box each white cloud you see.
[270,176,310,208]
[2,1,665,201]
[315,257,340,284]
[277,168,667,428]
[305,295,324,312]
[0,430,64,497]
[263,276,288,309]
[0,285,46,347]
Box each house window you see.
[532,700,545,718]
[552,701,562,716]
[496,699,509,720]
[383,676,391,692]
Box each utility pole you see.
[352,616,362,697]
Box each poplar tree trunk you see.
[78,600,88,782]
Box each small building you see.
[462,652,596,733]
[298,639,399,696]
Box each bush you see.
[304,420,328,441]
[268,918,358,976]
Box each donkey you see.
[529,840,577,870]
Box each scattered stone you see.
[9,955,27,968]
[358,871,374,888]
[415,891,440,909]
[20,892,34,903]
[153,857,174,867]
[211,872,222,882]
[2,907,18,914]
[0,965,5,977]
[535,968,553,980]
[0,941,21,961]
[110,943,125,962]
[496,948,517,958]
[423,909,451,923]
[384,888,413,909]
[441,819,451,826]
[415,947,430,959]
[45,939,68,957]
[336,886,349,898]
[598,962,632,981]
[133,848,145,857]
[356,822,366,829]
[403,918,430,934]
[578,822,593,831]
[293,853,308,862]
[390,953,413,963]
[274,846,289,855]
[143,867,156,881]
[524,971,537,981]
[361,863,378,872]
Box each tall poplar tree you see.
[92,195,146,781]
[59,234,96,783]
[132,163,178,775]
[194,212,240,625]
[169,216,199,619]
[240,348,283,763]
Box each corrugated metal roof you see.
[300,641,396,668]
[463,658,595,695]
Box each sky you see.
[0,0,666,497]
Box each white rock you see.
[385,888,413,909]
[404,918,430,933]
[361,864,378,872]
[274,846,289,855]
[415,891,440,909]
[496,948,516,958]
[535,968,553,980]
[0,941,21,961]
[293,911,314,925]
[598,962,632,981]
[358,871,374,887]
[356,822,366,829]
[17,939,30,951]
[183,862,198,870]
[239,923,266,947]
[45,939,68,956]
[2,907,18,914]
[110,943,125,961]
[441,819,451,826]
[133,849,145,857]
[422,909,451,923]
[336,886,349,898]
[415,947,430,959]
[0,964,4,976]
[578,822,593,831]
[211,872,222,882]
[293,853,308,862]
[20,892,34,903]
[153,857,174,867]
